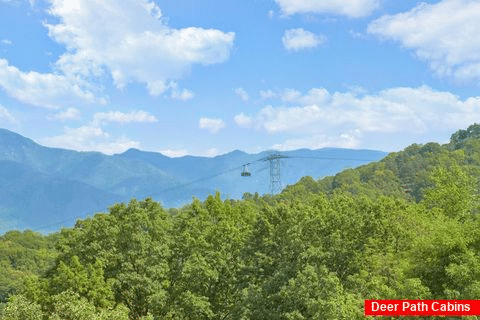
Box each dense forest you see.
[2,124,480,319]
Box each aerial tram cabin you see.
[241,164,251,176]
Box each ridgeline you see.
[2,124,480,319]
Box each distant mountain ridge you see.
[0,128,388,234]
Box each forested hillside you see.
[0,128,386,233]
[2,124,480,319]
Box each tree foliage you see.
[4,124,480,319]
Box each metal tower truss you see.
[263,152,288,195]
[240,151,380,195]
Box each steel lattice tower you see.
[263,152,287,194]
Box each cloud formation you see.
[234,113,253,127]
[159,148,189,158]
[42,125,140,155]
[43,109,157,154]
[46,0,235,96]
[368,0,480,83]
[48,107,81,121]
[282,28,327,52]
[202,148,221,157]
[259,90,277,100]
[275,0,381,18]
[171,88,195,101]
[0,59,105,109]
[0,105,16,124]
[0,0,234,109]
[92,110,157,125]
[199,117,226,134]
[271,132,362,151]
[235,85,480,149]
[235,88,249,102]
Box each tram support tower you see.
[263,152,288,195]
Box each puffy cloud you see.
[159,148,189,158]
[278,88,330,105]
[48,107,81,121]
[159,148,221,158]
[282,28,327,52]
[45,0,235,96]
[272,131,362,151]
[256,104,325,133]
[275,0,381,18]
[368,0,480,82]
[202,148,221,157]
[235,85,480,138]
[348,29,366,39]
[42,125,140,154]
[280,88,302,102]
[92,110,157,125]
[259,90,277,100]
[43,109,158,154]
[1,39,12,45]
[235,87,249,102]
[199,117,226,134]
[234,113,253,127]
[0,105,16,124]
[171,88,195,101]
[168,82,195,101]
[0,59,105,109]
[0,0,234,108]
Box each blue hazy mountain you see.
[0,128,387,234]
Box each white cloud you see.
[195,148,221,157]
[368,0,480,83]
[275,0,381,18]
[1,39,12,45]
[234,87,249,102]
[171,88,195,101]
[280,88,330,105]
[259,90,277,100]
[282,28,327,52]
[348,29,366,39]
[345,85,368,96]
[0,59,105,109]
[272,132,361,151]
[159,147,222,158]
[256,104,326,133]
[234,113,253,127]
[299,88,331,105]
[281,88,302,102]
[159,148,189,158]
[42,109,158,154]
[235,85,480,140]
[45,0,235,96]
[42,125,140,154]
[93,110,157,125]
[48,107,81,121]
[0,105,16,124]
[259,88,331,104]
[168,82,195,100]
[199,117,225,134]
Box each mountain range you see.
[0,128,387,234]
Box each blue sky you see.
[0,0,480,157]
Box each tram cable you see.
[27,154,381,233]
